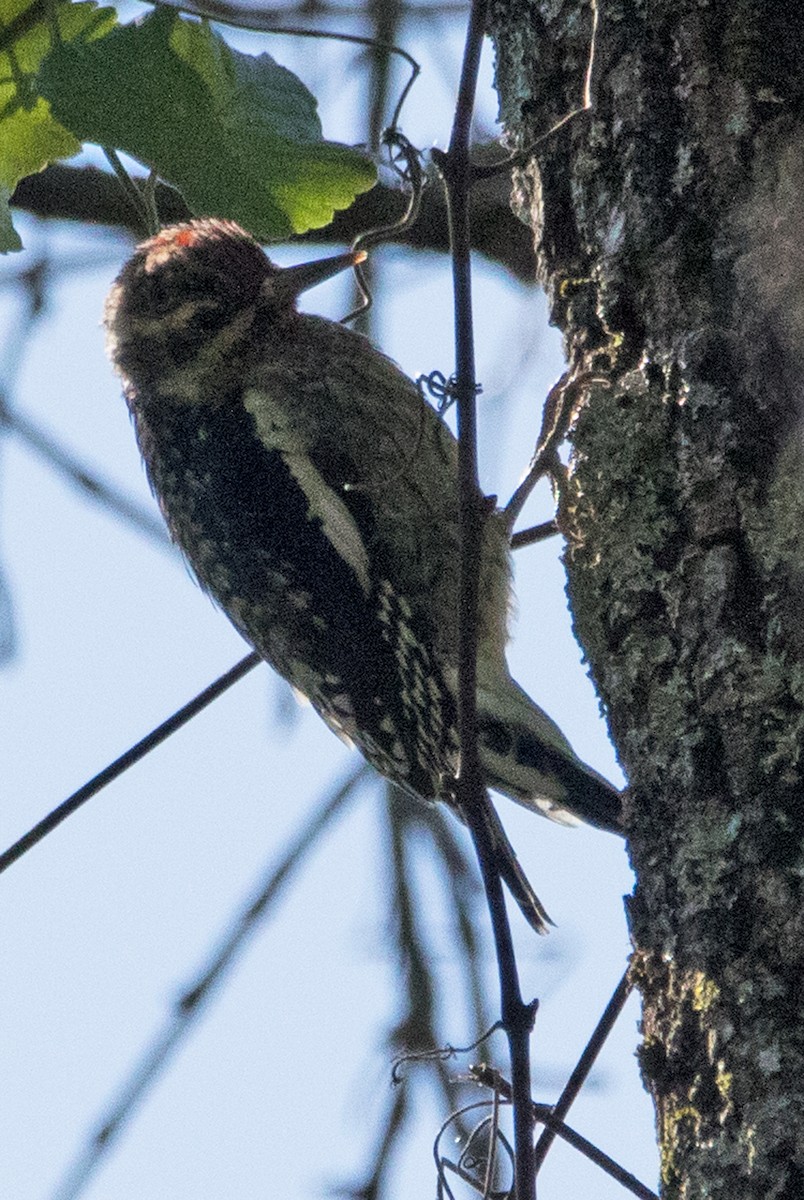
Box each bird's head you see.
[104,218,365,403]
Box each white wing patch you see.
[243,388,371,595]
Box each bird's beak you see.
[269,248,367,302]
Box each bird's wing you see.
[243,385,371,596]
[247,318,463,627]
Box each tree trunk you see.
[487,2,804,1196]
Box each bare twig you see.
[0,0,51,54]
[470,1064,658,1200]
[533,967,633,1170]
[433,3,538,1199]
[531,1113,656,1200]
[0,251,171,551]
[10,162,538,281]
[504,371,607,536]
[0,653,261,876]
[470,0,599,181]
[510,520,558,551]
[344,1085,409,1200]
[102,148,152,236]
[358,788,499,1200]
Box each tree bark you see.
[487,2,804,1197]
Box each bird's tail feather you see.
[477,676,622,834]
[478,794,553,934]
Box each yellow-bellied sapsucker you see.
[105,218,620,932]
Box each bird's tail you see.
[478,794,553,934]
[476,673,622,834]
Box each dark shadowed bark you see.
[487,2,804,1197]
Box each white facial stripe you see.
[243,388,371,596]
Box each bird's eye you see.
[161,304,230,366]
[185,307,227,337]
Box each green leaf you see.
[0,0,116,252]
[0,185,22,251]
[37,7,377,240]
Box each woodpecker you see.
[105,218,621,933]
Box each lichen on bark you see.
[487,2,804,1195]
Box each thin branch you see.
[0,261,171,551]
[531,1104,656,1200]
[342,1086,409,1200]
[140,169,160,234]
[504,371,607,536]
[470,1066,657,1200]
[0,653,261,876]
[382,793,501,1171]
[435,3,538,1200]
[0,550,14,665]
[102,147,152,236]
[49,763,369,1200]
[533,967,633,1170]
[470,0,599,181]
[503,375,574,531]
[0,0,51,54]
[10,163,538,281]
[365,0,404,151]
[440,0,484,849]
[428,811,496,1042]
[510,520,557,551]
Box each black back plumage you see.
[135,392,459,802]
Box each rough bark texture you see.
[486,3,804,1197]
